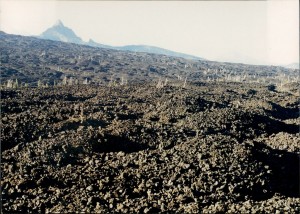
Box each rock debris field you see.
[1,31,298,87]
[1,82,300,213]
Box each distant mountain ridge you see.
[39,20,203,60]
[282,63,299,69]
[117,45,202,60]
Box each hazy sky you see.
[0,0,299,65]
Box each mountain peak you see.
[40,20,83,44]
[54,20,64,27]
[39,21,202,60]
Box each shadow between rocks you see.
[266,102,299,120]
[1,90,18,99]
[91,134,148,153]
[257,114,299,135]
[251,142,300,198]
[186,97,228,113]
[239,113,299,138]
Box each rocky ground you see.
[1,82,299,213]
[1,31,298,87]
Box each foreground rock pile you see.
[1,82,299,213]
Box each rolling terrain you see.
[1,31,298,88]
[1,31,299,213]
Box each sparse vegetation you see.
[1,31,299,213]
[1,31,298,89]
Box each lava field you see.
[1,31,298,87]
[1,82,299,213]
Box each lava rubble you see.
[1,82,299,213]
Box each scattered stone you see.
[1,83,299,213]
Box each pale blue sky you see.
[0,0,299,65]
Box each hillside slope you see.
[1,31,298,88]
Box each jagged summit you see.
[38,21,203,60]
[39,20,83,44]
[54,19,64,27]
